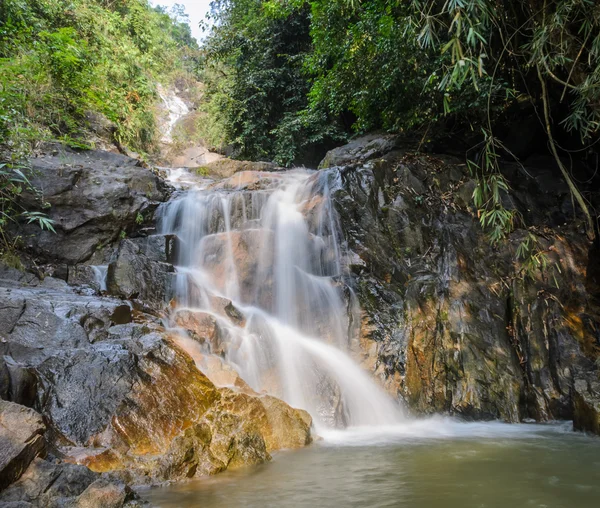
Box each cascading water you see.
[158,168,403,430]
[91,265,108,292]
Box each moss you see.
[193,166,210,177]
[0,250,25,271]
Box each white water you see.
[159,168,404,430]
[158,85,190,144]
[91,265,108,292]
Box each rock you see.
[210,171,284,191]
[0,459,95,506]
[173,310,223,354]
[0,275,312,490]
[0,401,46,490]
[129,234,179,264]
[195,354,254,391]
[85,111,117,142]
[200,159,281,179]
[17,143,171,264]
[239,393,313,451]
[318,134,399,169]
[200,229,274,307]
[155,388,311,481]
[106,238,174,307]
[0,457,139,508]
[67,265,107,292]
[74,478,133,508]
[156,417,267,481]
[329,143,600,427]
[0,264,39,288]
[573,376,600,434]
[0,356,39,407]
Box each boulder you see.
[173,310,223,354]
[573,376,600,434]
[200,159,281,179]
[210,171,283,191]
[18,143,171,264]
[0,459,96,506]
[0,457,143,507]
[106,238,174,307]
[0,401,46,490]
[74,478,134,508]
[129,234,179,264]
[0,273,311,489]
[318,134,399,169]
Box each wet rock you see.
[0,401,46,490]
[156,416,267,481]
[106,238,174,307]
[173,310,223,354]
[318,134,399,169]
[67,265,102,291]
[128,234,179,264]
[201,159,281,179]
[210,171,284,191]
[195,354,254,392]
[0,459,95,506]
[74,478,135,508]
[154,388,311,482]
[573,376,600,434]
[0,356,39,407]
[329,140,600,428]
[17,143,171,264]
[200,229,274,307]
[0,274,312,490]
[0,457,141,508]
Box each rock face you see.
[200,229,274,307]
[323,140,600,429]
[18,143,170,264]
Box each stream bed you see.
[144,420,600,508]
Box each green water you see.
[144,420,600,508]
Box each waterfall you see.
[91,265,108,292]
[159,169,403,430]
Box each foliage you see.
[410,0,600,240]
[202,0,346,165]
[204,0,600,247]
[0,0,200,156]
[0,162,55,253]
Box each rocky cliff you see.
[325,136,600,432]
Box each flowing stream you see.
[148,167,600,507]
